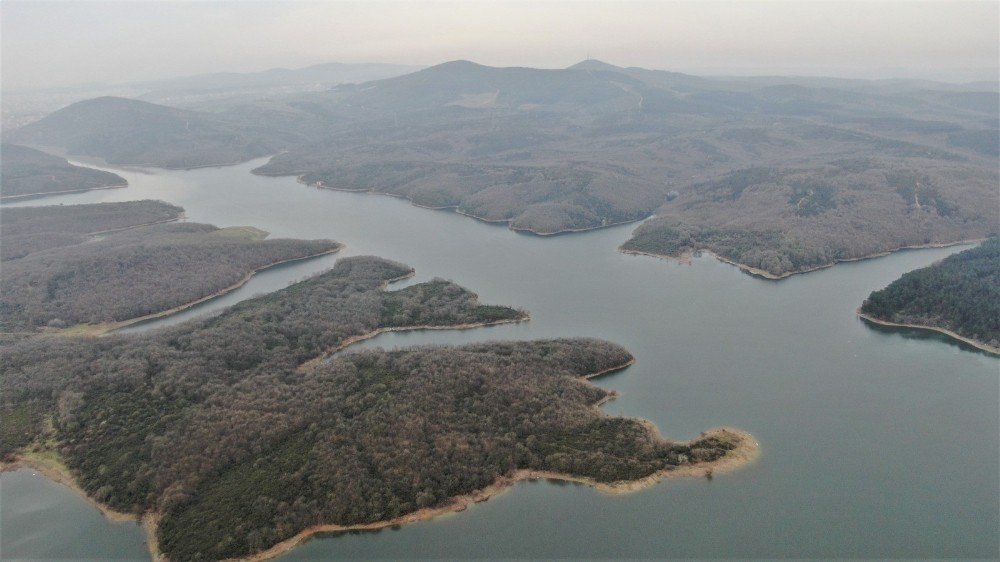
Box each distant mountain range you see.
[6,59,997,275]
[0,62,423,131]
[135,62,424,94]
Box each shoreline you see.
[238,426,757,562]
[234,352,756,562]
[104,245,343,334]
[298,176,645,236]
[621,239,985,281]
[300,317,531,369]
[298,268,531,370]
[857,310,999,356]
[44,245,343,337]
[3,351,757,562]
[0,456,163,561]
[1,183,129,202]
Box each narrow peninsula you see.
[1,144,128,201]
[0,201,340,333]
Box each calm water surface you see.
[1,158,997,559]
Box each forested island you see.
[6,60,995,264]
[0,201,339,332]
[1,144,128,201]
[859,238,1000,354]
[0,256,755,561]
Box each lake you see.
[2,157,997,559]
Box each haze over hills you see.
[0,144,127,201]
[6,59,998,274]
[1,62,422,131]
[137,61,423,94]
[5,97,286,168]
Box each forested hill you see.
[253,60,997,244]
[0,202,339,331]
[0,200,183,260]
[1,144,128,201]
[3,97,284,169]
[860,238,1000,352]
[0,256,750,561]
[620,160,999,278]
[9,60,995,265]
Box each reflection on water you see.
[858,315,994,357]
[2,158,997,559]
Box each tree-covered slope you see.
[0,200,184,260]
[0,203,339,330]
[0,144,127,200]
[10,61,995,254]
[254,61,997,239]
[860,238,1000,351]
[3,97,282,168]
[622,161,998,277]
[0,256,750,561]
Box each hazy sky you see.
[3,1,998,91]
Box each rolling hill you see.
[1,144,127,201]
[8,60,998,269]
[4,97,285,168]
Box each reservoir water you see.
[2,158,997,559]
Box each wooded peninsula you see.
[860,238,999,354]
[0,201,340,332]
[0,255,755,561]
[1,144,128,201]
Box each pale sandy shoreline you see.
[233,352,757,562]
[3,235,759,561]
[857,310,999,356]
[0,457,164,560]
[621,239,985,281]
[3,347,757,562]
[239,428,757,562]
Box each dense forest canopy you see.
[0,200,184,261]
[0,202,339,330]
[6,61,996,260]
[621,160,998,277]
[0,257,742,560]
[860,238,1000,350]
[0,144,128,201]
